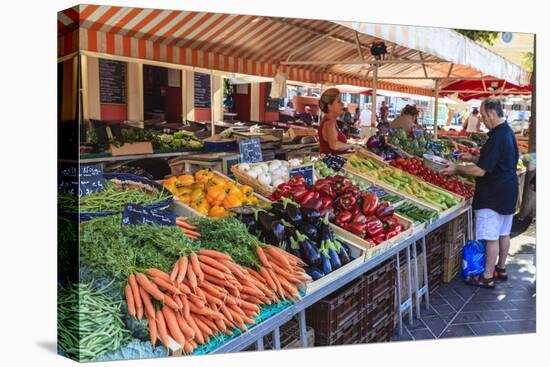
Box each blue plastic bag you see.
[462,240,486,279]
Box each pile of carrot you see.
[176,217,200,240]
[124,246,306,354]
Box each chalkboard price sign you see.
[323,154,347,171]
[122,204,176,227]
[239,138,263,163]
[289,165,314,186]
[59,164,105,197]
[194,72,211,108]
[99,59,127,104]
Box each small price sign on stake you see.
[122,204,176,227]
[289,165,314,187]
[322,154,347,171]
[59,163,105,197]
[239,138,263,163]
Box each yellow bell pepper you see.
[190,188,204,204]
[207,176,228,189]
[195,169,214,184]
[178,193,191,204]
[239,184,254,198]
[209,205,229,218]
[176,174,194,187]
[163,176,179,193]
[191,199,210,216]
[223,191,243,209]
[206,185,226,206]
[175,186,192,197]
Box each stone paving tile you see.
[439,324,475,339]
[409,329,436,340]
[392,328,414,342]
[444,295,467,310]
[403,318,427,331]
[436,287,459,297]
[428,293,449,306]
[498,320,536,333]
[421,315,448,336]
[505,309,536,321]
[510,300,536,309]
[452,312,483,325]
[477,310,513,322]
[483,300,518,311]
[468,322,506,336]
[461,302,493,312]
[431,303,456,316]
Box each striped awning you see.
[58,5,531,97]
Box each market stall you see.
[58,4,532,363]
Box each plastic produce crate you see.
[315,314,367,346]
[443,232,466,283]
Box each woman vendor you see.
[318,88,355,155]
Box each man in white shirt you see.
[358,106,373,138]
[465,108,481,132]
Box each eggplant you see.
[300,207,321,226]
[320,252,333,275]
[297,222,318,242]
[255,209,275,232]
[305,267,325,281]
[271,220,287,246]
[288,236,303,260]
[328,248,342,270]
[317,214,334,248]
[270,201,286,217]
[296,232,321,267]
[337,241,352,265]
[239,213,258,233]
[282,220,298,239]
[282,198,303,223]
[320,206,336,222]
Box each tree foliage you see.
[454,29,500,46]
[522,51,534,72]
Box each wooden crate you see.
[297,238,365,295]
[109,141,154,156]
[331,215,413,261]
[443,232,466,283]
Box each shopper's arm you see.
[440,163,486,177]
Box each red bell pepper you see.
[303,197,323,211]
[365,238,377,248]
[336,193,357,211]
[375,202,394,219]
[351,212,367,224]
[300,191,316,206]
[312,191,320,200]
[373,234,386,244]
[366,216,384,238]
[335,210,353,227]
[347,222,368,237]
[288,174,306,187]
[319,196,333,210]
[384,230,400,240]
[362,193,379,216]
[332,176,353,194]
[348,204,360,217]
[290,185,308,202]
[318,184,336,198]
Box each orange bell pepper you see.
[223,191,243,209]
[195,169,214,184]
[191,199,210,216]
[176,174,194,187]
[209,205,229,218]
[190,188,204,204]
[206,185,226,206]
[207,176,228,189]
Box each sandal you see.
[493,266,508,281]
[465,276,495,289]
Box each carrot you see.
[256,246,271,268]
[136,273,166,302]
[259,267,277,292]
[195,287,208,303]
[156,310,170,348]
[214,318,225,331]
[162,306,187,347]
[241,314,256,325]
[190,253,204,285]
[147,314,158,346]
[199,255,232,274]
[127,274,143,320]
[175,311,196,340]
[183,340,194,354]
[247,268,267,284]
[187,294,206,309]
[198,314,219,333]
[176,218,196,230]
[170,261,180,282]
[184,313,204,344]
[240,300,260,313]
[186,264,198,289]
[240,285,265,298]
[193,315,213,336]
[219,303,234,323]
[223,261,247,279]
[226,285,241,299]
[203,273,229,288]
[200,281,227,298]
[178,282,192,295]
[268,268,284,296]
[139,286,156,319]
[198,249,232,261]
[244,275,269,294]
[199,262,227,280]
[124,284,136,317]
[242,295,262,305]
[266,245,292,269]
[204,292,223,307]
[188,300,210,315]
[174,295,183,309]
[180,295,191,319]
[181,227,201,238]
[176,256,189,284]
[151,276,182,295]
[209,311,224,320]
[146,268,171,283]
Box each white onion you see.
[272,177,285,188]
[237,163,251,172]
[258,172,272,186]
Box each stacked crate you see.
[306,258,396,346]
[443,213,467,282]
[420,225,446,292]
[306,276,369,346]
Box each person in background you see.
[284,101,295,116]
[389,105,420,133]
[318,88,355,155]
[342,107,353,124]
[297,105,314,126]
[441,98,519,288]
[379,101,389,123]
[465,108,481,133]
[353,107,361,123]
[358,105,373,138]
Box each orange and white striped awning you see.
[58,5,530,97]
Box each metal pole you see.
[421,237,430,309]
[412,242,421,319]
[433,79,440,139]
[299,310,308,347]
[395,252,403,336]
[371,64,378,129]
[406,244,414,326]
[210,71,215,137]
[273,327,281,350]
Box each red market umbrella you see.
[439,77,531,101]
